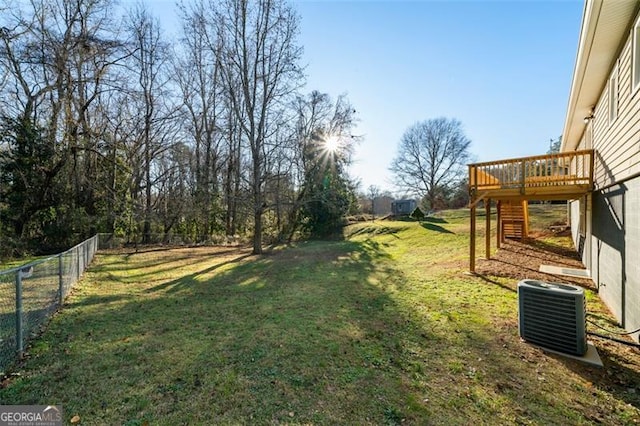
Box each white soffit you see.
[561,0,639,152]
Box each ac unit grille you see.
[518,280,587,356]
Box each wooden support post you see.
[485,199,491,260]
[522,200,529,241]
[496,200,501,249]
[470,204,476,273]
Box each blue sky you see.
[153,0,584,194]
[296,0,584,194]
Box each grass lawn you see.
[1,206,639,424]
[0,255,47,271]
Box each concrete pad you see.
[539,264,591,279]
[528,341,603,367]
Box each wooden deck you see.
[468,149,594,203]
[467,149,594,273]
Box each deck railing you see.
[468,149,594,197]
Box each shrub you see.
[410,207,425,221]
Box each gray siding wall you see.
[590,175,640,341]
[591,24,640,188]
[572,11,640,341]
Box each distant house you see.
[391,199,417,216]
[371,195,394,216]
[467,0,640,342]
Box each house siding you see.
[592,31,640,188]
[391,200,416,216]
[573,10,640,341]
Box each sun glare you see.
[324,136,340,153]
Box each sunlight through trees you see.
[0,0,359,256]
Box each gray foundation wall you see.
[590,175,640,342]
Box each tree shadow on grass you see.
[475,239,595,290]
[143,252,255,294]
[98,247,246,273]
[536,338,640,417]
[1,240,436,423]
[526,239,581,261]
[64,294,129,308]
[423,216,448,224]
[2,240,639,424]
[344,225,408,239]
[420,223,454,234]
[474,273,516,293]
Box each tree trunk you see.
[253,208,262,254]
[252,154,263,254]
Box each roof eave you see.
[561,0,639,153]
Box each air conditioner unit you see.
[518,279,587,356]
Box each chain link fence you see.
[0,235,98,375]
[97,233,196,249]
[97,233,245,249]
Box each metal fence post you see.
[1,234,100,372]
[76,246,80,281]
[58,254,64,306]
[15,270,24,359]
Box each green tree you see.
[287,91,359,239]
[300,161,357,237]
[0,116,69,250]
[410,206,425,221]
[218,0,304,254]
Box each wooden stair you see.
[500,200,529,240]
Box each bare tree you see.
[367,185,380,219]
[174,0,226,241]
[217,0,303,254]
[1,0,367,250]
[126,4,173,243]
[0,0,123,242]
[390,117,471,210]
[221,103,246,237]
[155,141,192,241]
